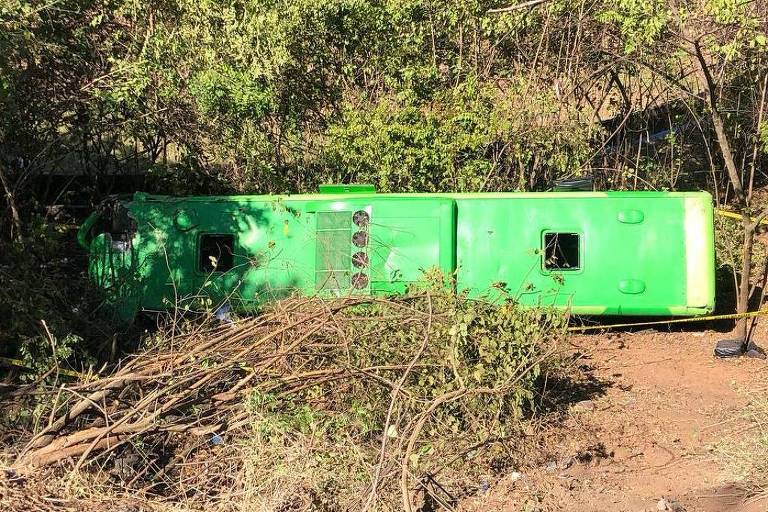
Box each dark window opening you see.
[544,233,580,270]
[200,234,234,272]
[91,201,137,251]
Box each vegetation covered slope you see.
[1,1,768,508]
[1,0,766,199]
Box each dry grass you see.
[718,387,768,500]
[1,291,569,511]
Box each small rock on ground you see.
[657,497,684,511]
[572,400,596,412]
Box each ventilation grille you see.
[316,211,352,291]
[315,210,370,293]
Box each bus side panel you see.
[455,193,712,316]
[366,198,455,294]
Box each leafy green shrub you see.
[598,0,670,53]
[232,289,568,510]
[322,78,594,192]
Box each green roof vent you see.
[318,184,376,194]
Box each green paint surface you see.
[454,193,714,315]
[84,190,715,319]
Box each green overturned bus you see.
[79,186,716,320]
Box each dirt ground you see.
[3,324,768,512]
[465,325,768,512]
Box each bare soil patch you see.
[464,327,768,512]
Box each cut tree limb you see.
[28,435,125,467]
[488,0,549,14]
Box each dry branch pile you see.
[8,291,567,511]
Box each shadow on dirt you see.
[569,314,737,334]
[535,355,615,416]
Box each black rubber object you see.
[745,343,767,359]
[553,178,593,192]
[714,339,746,358]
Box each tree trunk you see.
[0,162,22,242]
[737,220,755,342]
[692,41,745,204]
[710,108,745,202]
[691,39,755,342]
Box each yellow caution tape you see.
[3,310,767,377]
[715,208,768,225]
[568,309,768,332]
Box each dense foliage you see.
[2,0,766,203]
[1,0,767,387]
